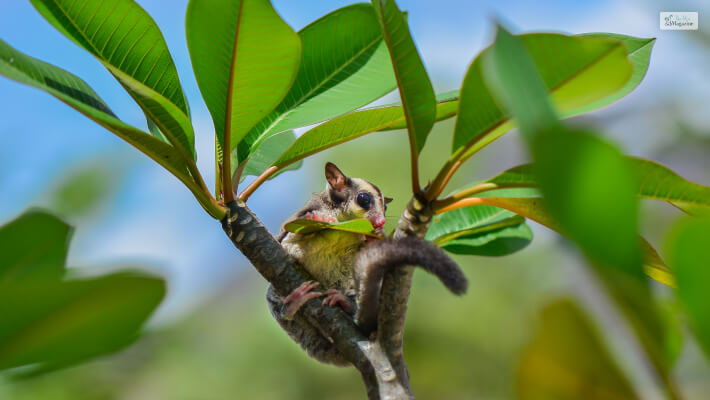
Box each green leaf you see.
[453,32,650,159]
[106,65,196,159]
[483,26,672,390]
[631,158,710,211]
[0,210,71,289]
[381,90,460,131]
[186,0,301,161]
[273,95,458,169]
[48,161,117,219]
[0,272,165,374]
[30,0,194,159]
[483,26,639,270]
[483,157,710,212]
[517,299,638,400]
[426,202,532,257]
[572,33,655,115]
[274,106,403,168]
[371,0,436,154]
[233,130,302,183]
[0,40,187,178]
[667,217,710,361]
[146,117,169,142]
[284,218,379,237]
[0,40,198,199]
[437,221,532,257]
[238,4,397,162]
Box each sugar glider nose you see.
[371,215,386,228]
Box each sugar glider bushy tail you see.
[354,236,468,333]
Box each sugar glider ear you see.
[384,197,393,204]
[325,162,348,192]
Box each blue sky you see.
[1,0,708,320]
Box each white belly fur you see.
[281,230,364,291]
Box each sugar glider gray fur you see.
[267,162,468,365]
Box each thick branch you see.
[377,195,433,390]
[221,201,411,400]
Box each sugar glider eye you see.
[356,192,372,210]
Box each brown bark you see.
[221,200,413,400]
[377,195,434,390]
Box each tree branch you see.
[377,194,433,390]
[221,201,412,400]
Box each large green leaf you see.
[0,210,71,289]
[482,26,639,269]
[107,65,196,159]
[233,130,302,183]
[573,33,655,114]
[371,0,436,154]
[426,204,532,257]
[667,218,710,362]
[0,210,166,375]
[381,89,460,131]
[435,217,532,257]
[517,299,638,400]
[273,96,458,169]
[0,39,194,191]
[186,0,301,161]
[237,4,397,163]
[30,0,194,159]
[482,25,672,392]
[284,218,379,237]
[483,157,710,212]
[0,272,165,374]
[453,32,652,159]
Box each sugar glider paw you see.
[282,281,323,319]
[323,289,355,314]
[302,212,337,223]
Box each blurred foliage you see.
[517,299,637,400]
[480,25,678,396]
[46,161,118,220]
[0,210,165,377]
[0,244,567,399]
[667,218,710,362]
[2,0,710,398]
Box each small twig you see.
[231,158,248,191]
[409,142,422,195]
[433,197,487,214]
[425,158,461,201]
[222,143,234,204]
[432,182,500,211]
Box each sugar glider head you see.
[324,162,392,236]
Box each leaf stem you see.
[221,2,247,204]
[425,158,462,201]
[432,197,487,214]
[215,139,223,200]
[184,162,227,219]
[222,141,235,203]
[232,157,248,190]
[425,126,498,202]
[433,182,500,210]
[238,165,281,202]
[410,146,421,194]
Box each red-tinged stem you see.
[433,197,487,214]
[433,182,500,210]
